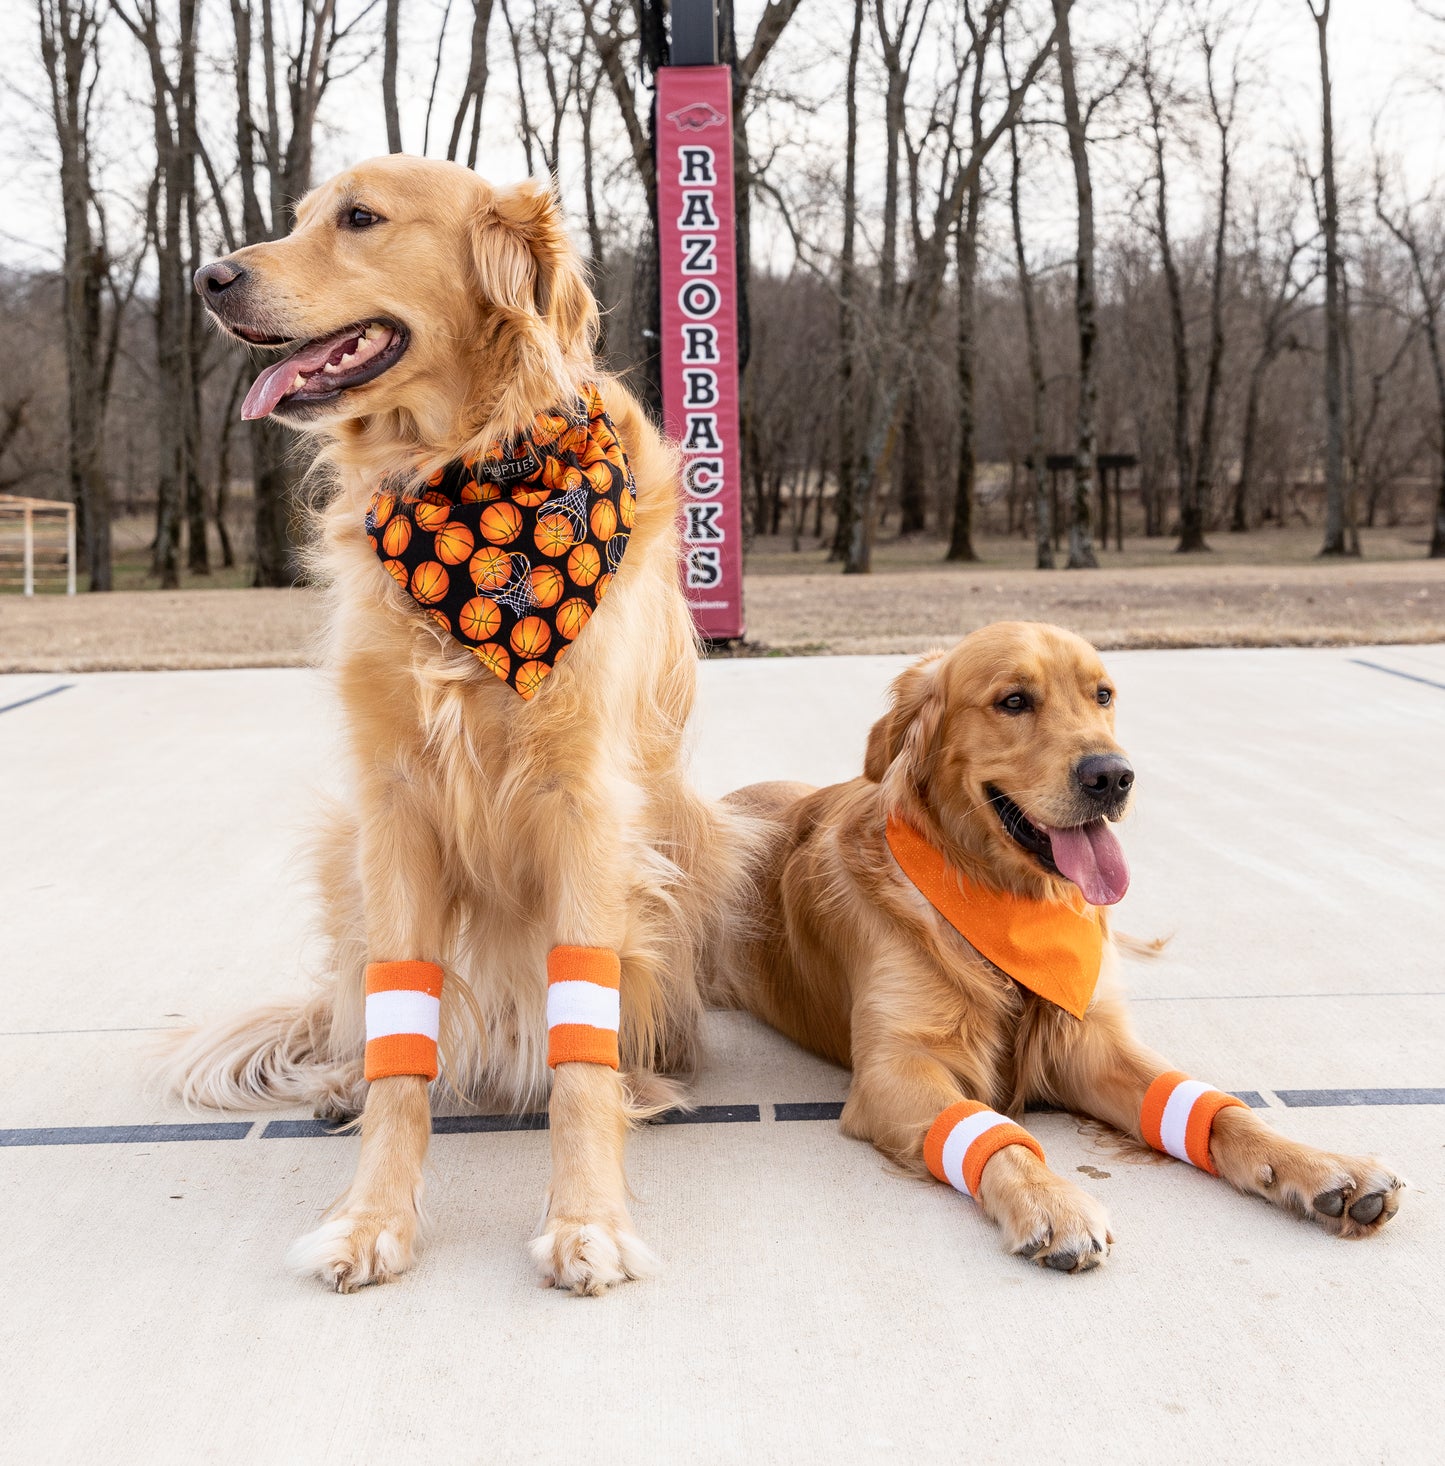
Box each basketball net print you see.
[366,382,637,700]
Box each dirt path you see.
[3,552,1443,672]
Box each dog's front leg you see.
[842,1031,1111,1273]
[1044,996,1404,1238]
[289,787,448,1291]
[529,939,658,1295]
[531,1059,658,1295]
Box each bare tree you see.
[1136,16,1191,541]
[382,0,401,150]
[1007,112,1053,568]
[1054,0,1099,567]
[112,0,206,587]
[38,0,113,588]
[1375,166,1445,557]
[448,1,496,169]
[830,0,865,561]
[1233,195,1315,530]
[946,3,1010,563]
[224,0,361,585]
[846,0,1059,573]
[1306,0,1356,554]
[1177,8,1243,553]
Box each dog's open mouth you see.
[240,320,408,420]
[986,785,1130,907]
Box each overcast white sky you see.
[2,0,1443,279]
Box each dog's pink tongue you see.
[1045,821,1130,906]
[241,330,356,420]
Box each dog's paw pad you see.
[1303,1161,1404,1238]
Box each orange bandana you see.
[885,815,1103,1019]
[366,382,636,700]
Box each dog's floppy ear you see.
[470,179,597,359]
[864,652,946,784]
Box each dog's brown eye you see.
[343,206,382,229]
[1097,688,1113,706]
[997,692,1032,714]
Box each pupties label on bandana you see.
[366,383,637,700]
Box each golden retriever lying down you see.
[170,155,752,1294]
[720,623,1403,1270]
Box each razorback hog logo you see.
[666,101,726,132]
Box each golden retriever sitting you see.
[170,155,751,1294]
[720,622,1403,1270]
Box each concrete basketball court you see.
[2,644,1442,1464]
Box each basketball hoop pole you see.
[670,0,718,64]
[23,501,33,597]
[657,1,745,643]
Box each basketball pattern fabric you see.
[365,383,637,700]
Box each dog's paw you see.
[980,1154,1112,1274]
[1008,1183,1112,1274]
[529,1214,658,1297]
[1255,1151,1405,1239]
[287,1206,419,1292]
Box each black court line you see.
[0,1121,254,1147]
[775,1102,846,1122]
[262,1113,550,1138]
[0,682,74,717]
[1276,1088,1445,1108]
[435,1112,550,1134]
[1349,658,1445,694]
[651,1104,760,1125]
[4,1091,1441,1147]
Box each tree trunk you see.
[946,194,981,561]
[829,0,863,562]
[845,6,907,575]
[1147,82,1195,551]
[180,4,209,576]
[1181,37,1235,554]
[1006,123,1053,570]
[1313,2,1355,556]
[1233,350,1274,531]
[383,0,402,151]
[898,380,928,536]
[1054,0,1097,568]
[448,0,495,169]
[40,0,112,590]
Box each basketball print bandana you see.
[365,382,637,700]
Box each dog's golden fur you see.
[168,155,754,1293]
[719,623,1403,1269]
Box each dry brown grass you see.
[2,525,1442,673]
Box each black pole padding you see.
[670,0,719,65]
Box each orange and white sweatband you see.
[1140,1070,1247,1175]
[546,946,620,1069]
[923,1100,1045,1199]
[364,960,443,1081]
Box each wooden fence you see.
[0,494,76,595]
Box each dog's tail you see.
[159,986,360,1115]
[1113,930,1170,960]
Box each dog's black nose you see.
[1076,754,1134,802]
[194,259,244,297]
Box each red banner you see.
[656,64,745,641]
